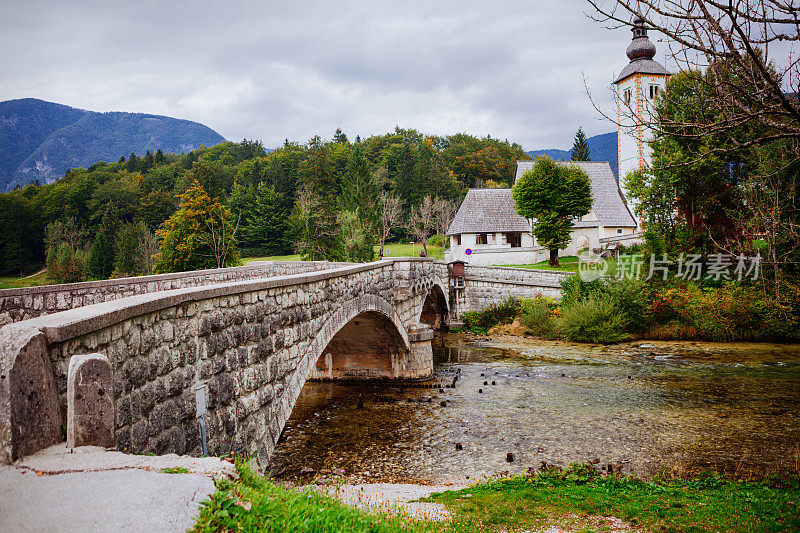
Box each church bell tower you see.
[614,16,669,224]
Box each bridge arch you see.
[419,282,449,330]
[305,294,411,381]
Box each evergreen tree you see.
[570,127,591,161]
[333,127,349,144]
[126,152,139,172]
[113,222,145,277]
[230,181,290,254]
[292,136,342,260]
[1,194,34,276]
[87,212,117,279]
[154,148,165,165]
[338,144,379,261]
[144,150,154,170]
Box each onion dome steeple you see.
[626,16,657,61]
[614,14,668,83]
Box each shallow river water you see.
[269,335,800,484]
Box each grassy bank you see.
[193,462,800,532]
[192,462,442,533]
[458,273,800,343]
[245,243,444,263]
[0,270,51,289]
[426,465,800,532]
[498,255,579,272]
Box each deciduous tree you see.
[155,180,240,272]
[513,157,593,266]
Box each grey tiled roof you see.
[445,161,637,235]
[446,188,531,235]
[514,161,637,228]
[614,58,668,83]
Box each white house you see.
[445,161,638,266]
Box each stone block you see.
[67,353,115,449]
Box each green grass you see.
[245,254,302,262]
[498,255,579,272]
[425,465,800,532]
[194,462,800,532]
[244,243,444,263]
[379,243,443,260]
[0,270,51,289]
[191,461,445,533]
[160,467,190,474]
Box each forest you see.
[0,128,528,281]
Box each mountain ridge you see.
[1,98,226,190]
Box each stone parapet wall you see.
[0,261,350,326]
[453,265,569,315]
[0,258,446,465]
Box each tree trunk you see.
[549,248,559,267]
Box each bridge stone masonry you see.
[0,258,565,467]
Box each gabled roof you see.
[514,160,637,228]
[446,188,531,235]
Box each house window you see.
[623,88,632,106]
[453,234,461,246]
[505,232,522,248]
[649,84,659,99]
[476,233,488,245]
[617,229,623,234]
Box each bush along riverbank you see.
[458,274,800,344]
[192,461,800,532]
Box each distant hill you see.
[0,98,226,190]
[528,132,618,178]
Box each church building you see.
[444,16,666,266]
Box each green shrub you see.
[519,296,557,337]
[559,274,603,308]
[557,295,630,344]
[460,297,521,334]
[427,234,443,247]
[603,276,649,331]
[559,273,648,334]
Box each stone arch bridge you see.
[0,259,451,465]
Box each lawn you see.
[498,255,580,272]
[425,466,800,532]
[0,270,52,290]
[245,243,444,263]
[192,462,443,533]
[194,462,800,533]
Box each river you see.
[269,334,800,484]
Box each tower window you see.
[623,88,632,106]
[649,84,659,99]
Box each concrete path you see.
[0,444,235,533]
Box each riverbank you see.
[193,462,800,532]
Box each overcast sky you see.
[1,0,662,150]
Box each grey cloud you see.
[1,0,643,150]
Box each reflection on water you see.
[269,335,800,483]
